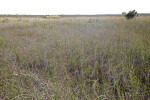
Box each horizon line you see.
[0,13,150,16]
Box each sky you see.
[0,0,149,15]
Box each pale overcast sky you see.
[0,0,149,15]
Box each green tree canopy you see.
[122,10,138,19]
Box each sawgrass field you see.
[0,16,149,100]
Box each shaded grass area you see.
[0,16,150,100]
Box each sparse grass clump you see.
[0,16,149,100]
[0,37,4,45]
[1,18,9,23]
[51,15,60,19]
[0,17,2,21]
[43,15,60,19]
[43,15,50,18]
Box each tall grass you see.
[0,16,149,100]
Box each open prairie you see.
[0,16,149,100]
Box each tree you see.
[122,10,138,19]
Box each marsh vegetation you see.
[0,16,149,100]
